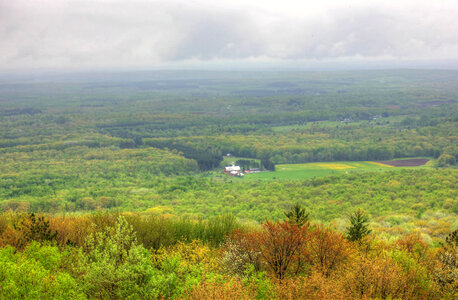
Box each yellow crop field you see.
[367,161,394,167]
[316,163,356,169]
[246,160,420,181]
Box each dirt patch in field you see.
[376,159,429,167]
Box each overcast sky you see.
[1,0,457,71]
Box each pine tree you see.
[284,203,309,227]
[346,209,371,242]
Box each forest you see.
[0,70,457,298]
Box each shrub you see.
[308,226,353,277]
[78,216,159,299]
[0,244,84,299]
[435,230,458,297]
[228,220,313,279]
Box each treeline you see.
[1,169,456,243]
[142,138,277,171]
[143,138,223,170]
[0,133,131,152]
[142,118,457,166]
[0,145,198,203]
[1,71,456,172]
[0,211,456,299]
[96,114,271,139]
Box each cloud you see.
[0,0,457,70]
[162,6,264,60]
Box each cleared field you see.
[243,160,430,180]
[376,158,429,167]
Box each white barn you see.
[224,165,241,173]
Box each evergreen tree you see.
[346,209,371,242]
[284,203,309,227]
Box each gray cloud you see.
[163,7,264,60]
[0,0,457,70]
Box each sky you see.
[1,0,457,71]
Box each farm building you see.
[224,164,241,173]
[229,170,244,177]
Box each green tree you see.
[0,243,84,299]
[284,203,309,227]
[284,203,311,275]
[346,209,371,242]
[437,153,456,167]
[78,216,159,299]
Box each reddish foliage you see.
[309,225,353,277]
[225,228,264,274]
[396,233,429,257]
[258,220,312,279]
[342,254,440,299]
[230,220,313,279]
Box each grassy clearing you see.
[241,159,432,180]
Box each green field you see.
[242,160,432,180]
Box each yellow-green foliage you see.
[152,240,220,272]
[0,212,456,299]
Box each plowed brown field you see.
[376,158,429,167]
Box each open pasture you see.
[244,160,432,180]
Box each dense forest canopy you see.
[0,70,457,298]
[0,70,456,224]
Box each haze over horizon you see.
[1,0,458,72]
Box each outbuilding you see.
[224,164,241,173]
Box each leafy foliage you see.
[0,70,457,298]
[435,230,458,297]
[78,216,158,298]
[7,213,58,250]
[0,243,84,299]
[0,211,454,299]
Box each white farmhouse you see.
[224,164,241,173]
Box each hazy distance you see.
[0,0,457,72]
